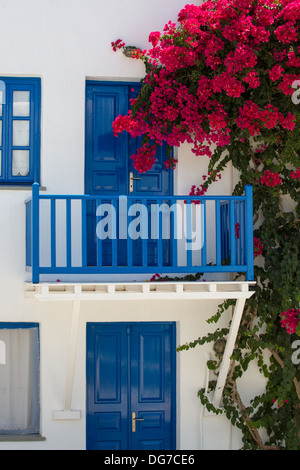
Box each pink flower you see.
[281,308,300,334]
[164,157,178,170]
[109,0,300,175]
[149,31,161,47]
[111,39,125,51]
[290,167,300,181]
[150,273,162,282]
[278,74,299,96]
[243,70,260,88]
[260,170,282,187]
[286,51,300,68]
[112,113,143,138]
[279,112,296,131]
[131,143,157,173]
[268,64,284,81]
[235,101,261,136]
[254,237,263,257]
[274,22,298,43]
[260,105,280,130]
[273,398,288,408]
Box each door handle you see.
[129,172,142,192]
[132,412,145,432]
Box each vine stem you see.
[227,360,281,450]
[257,338,300,401]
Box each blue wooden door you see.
[86,322,176,450]
[85,82,173,267]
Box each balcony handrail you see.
[28,193,249,201]
[25,183,254,283]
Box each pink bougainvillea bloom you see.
[280,308,300,334]
[164,157,178,170]
[260,170,282,187]
[111,0,300,173]
[131,143,157,173]
[290,167,300,180]
[268,64,284,81]
[254,237,263,257]
[149,31,161,47]
[111,39,125,51]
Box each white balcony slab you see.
[25,281,255,301]
[24,280,255,415]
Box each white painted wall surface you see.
[0,0,263,450]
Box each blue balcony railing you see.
[25,183,254,283]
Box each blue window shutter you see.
[0,77,41,185]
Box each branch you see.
[266,343,300,401]
[227,360,281,450]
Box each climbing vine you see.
[112,0,300,449]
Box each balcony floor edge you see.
[24,280,256,302]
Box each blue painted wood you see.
[86,323,128,450]
[186,202,192,267]
[245,185,254,281]
[171,204,178,268]
[215,200,221,266]
[230,200,236,267]
[201,201,207,267]
[130,323,176,450]
[85,84,128,196]
[86,322,176,451]
[38,265,248,275]
[81,198,87,268]
[142,199,147,267]
[235,200,245,266]
[66,199,72,268]
[0,322,39,329]
[112,198,118,268]
[25,199,32,267]
[127,199,133,268]
[50,198,56,269]
[31,182,40,283]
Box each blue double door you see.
[86,322,176,450]
[85,81,173,268]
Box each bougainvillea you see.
[112,0,300,450]
[253,236,263,257]
[112,0,300,173]
[281,308,300,334]
[260,170,282,187]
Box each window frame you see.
[0,322,40,436]
[0,77,41,185]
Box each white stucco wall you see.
[0,0,263,450]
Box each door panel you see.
[130,324,174,450]
[86,325,128,450]
[85,82,173,197]
[85,84,128,196]
[86,323,176,451]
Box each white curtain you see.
[0,328,38,433]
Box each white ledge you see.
[25,281,255,301]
